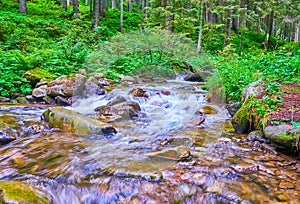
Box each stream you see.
[0,78,299,204]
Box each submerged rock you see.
[42,107,116,135]
[0,118,18,145]
[144,146,191,161]
[198,105,218,114]
[0,180,50,204]
[130,88,148,98]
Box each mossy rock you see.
[231,105,250,134]
[0,180,50,204]
[42,107,116,135]
[263,125,297,148]
[23,68,56,86]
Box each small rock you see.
[199,105,218,114]
[279,180,295,189]
[226,102,241,117]
[55,96,72,106]
[82,81,105,97]
[32,85,47,98]
[0,97,10,102]
[246,130,267,143]
[43,96,56,105]
[274,193,289,202]
[184,73,203,82]
[144,146,191,161]
[130,88,148,98]
[160,89,170,96]
[0,130,17,145]
[78,69,87,75]
[15,96,29,104]
[36,78,51,88]
[26,95,39,103]
[106,96,127,106]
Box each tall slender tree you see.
[20,0,27,14]
[120,0,124,32]
[92,0,100,29]
[112,0,117,9]
[73,0,80,18]
[197,1,204,54]
[61,0,67,10]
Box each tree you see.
[197,1,204,54]
[120,0,124,32]
[73,0,80,18]
[20,0,27,14]
[61,0,67,10]
[91,0,100,29]
[112,0,117,9]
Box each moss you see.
[0,180,49,204]
[23,68,56,86]
[232,104,250,133]
[270,133,295,148]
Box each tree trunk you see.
[232,8,239,34]
[141,0,145,29]
[224,8,231,47]
[166,0,172,32]
[238,30,243,56]
[295,23,300,42]
[100,0,104,17]
[20,0,27,14]
[145,0,150,18]
[197,1,204,54]
[61,0,67,10]
[120,0,124,32]
[112,0,116,9]
[103,0,108,11]
[266,10,274,49]
[85,0,88,5]
[91,0,100,29]
[73,0,80,18]
[127,0,132,12]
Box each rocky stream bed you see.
[0,74,299,204]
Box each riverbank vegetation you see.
[0,0,299,101]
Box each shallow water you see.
[0,79,299,204]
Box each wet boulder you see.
[144,146,191,161]
[47,74,86,97]
[22,68,55,87]
[198,105,218,114]
[32,85,47,99]
[263,124,299,148]
[231,105,250,134]
[82,81,105,97]
[184,72,203,82]
[0,180,50,204]
[130,88,148,98]
[106,96,127,106]
[95,101,141,121]
[42,107,116,135]
[0,97,10,103]
[0,118,18,145]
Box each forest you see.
[0,0,300,203]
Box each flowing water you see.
[0,79,299,204]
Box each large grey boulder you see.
[242,80,266,102]
[42,107,116,135]
[47,74,86,97]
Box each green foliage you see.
[0,1,141,97]
[211,50,300,101]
